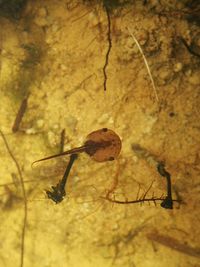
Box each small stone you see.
[25,128,37,134]
[35,17,48,27]
[108,117,114,124]
[52,123,59,130]
[158,65,173,84]
[126,37,134,48]
[46,36,52,44]
[51,23,59,33]
[188,72,200,85]
[38,7,47,17]
[47,131,57,147]
[185,69,192,76]
[73,176,80,182]
[34,7,48,27]
[139,30,149,46]
[36,119,44,129]
[60,64,67,71]
[174,62,183,72]
[132,43,140,54]
[1,49,7,55]
[97,113,109,124]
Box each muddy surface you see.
[0,1,200,267]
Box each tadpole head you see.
[85,128,122,162]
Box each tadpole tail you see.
[31,145,86,167]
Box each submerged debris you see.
[46,154,78,203]
[147,231,200,259]
[12,93,30,133]
[157,162,173,209]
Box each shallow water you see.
[0,1,200,267]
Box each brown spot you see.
[102,128,108,132]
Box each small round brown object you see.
[84,128,122,162]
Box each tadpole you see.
[33,128,122,164]
[33,128,122,203]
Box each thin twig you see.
[0,130,27,267]
[104,196,180,205]
[104,194,162,204]
[103,7,112,91]
[142,180,154,199]
[136,184,141,200]
[12,93,30,133]
[103,179,180,207]
[127,27,159,102]
[71,10,92,23]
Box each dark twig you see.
[12,93,30,133]
[103,6,112,91]
[157,162,173,209]
[0,130,27,267]
[104,196,168,205]
[46,154,78,203]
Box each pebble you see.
[34,7,48,27]
[60,64,67,71]
[38,7,47,17]
[97,113,109,124]
[25,128,37,134]
[47,130,57,147]
[159,66,173,83]
[138,30,149,46]
[185,69,192,76]
[73,176,80,182]
[156,64,174,85]
[51,23,60,33]
[173,62,183,72]
[36,119,44,129]
[188,72,200,85]
[52,123,59,130]
[108,117,114,124]
[34,17,48,27]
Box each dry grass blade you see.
[127,27,159,102]
[0,130,27,267]
[147,231,200,258]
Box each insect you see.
[33,128,122,203]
